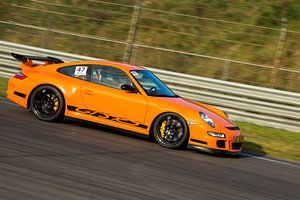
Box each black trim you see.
[137,124,148,129]
[12,53,64,64]
[232,142,243,150]
[217,140,226,148]
[226,126,240,130]
[191,139,207,145]
[13,91,26,98]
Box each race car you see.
[7,53,244,152]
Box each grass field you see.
[0,77,298,162]
[0,0,299,92]
[237,122,300,162]
[0,77,8,97]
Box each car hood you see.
[154,97,236,128]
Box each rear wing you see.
[11,53,64,66]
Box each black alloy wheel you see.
[153,113,189,149]
[30,85,65,122]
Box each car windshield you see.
[130,70,178,97]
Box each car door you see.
[81,64,148,129]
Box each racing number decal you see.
[67,105,148,129]
[74,66,88,76]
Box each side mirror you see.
[121,84,138,93]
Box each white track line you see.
[0,99,299,168]
[242,153,300,168]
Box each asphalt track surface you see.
[0,99,299,200]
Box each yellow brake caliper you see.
[53,100,59,111]
[160,121,167,138]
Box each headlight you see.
[208,131,226,138]
[224,111,232,121]
[200,112,215,128]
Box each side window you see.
[58,65,90,80]
[91,65,133,89]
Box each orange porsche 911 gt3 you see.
[7,53,244,152]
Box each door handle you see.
[84,89,94,95]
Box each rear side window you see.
[58,65,90,80]
[91,65,133,89]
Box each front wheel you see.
[30,85,65,122]
[153,113,189,149]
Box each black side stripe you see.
[67,105,148,129]
[191,139,207,145]
[13,91,26,98]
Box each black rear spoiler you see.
[11,53,64,64]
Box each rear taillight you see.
[14,72,27,80]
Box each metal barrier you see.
[0,40,299,132]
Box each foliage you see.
[0,0,299,91]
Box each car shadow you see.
[63,117,151,142]
[241,141,268,157]
[63,117,267,159]
[189,141,267,159]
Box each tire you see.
[153,112,189,149]
[30,85,65,122]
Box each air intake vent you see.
[226,126,240,130]
[232,142,242,150]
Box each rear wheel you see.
[153,113,189,149]
[30,85,65,122]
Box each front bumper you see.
[188,126,244,152]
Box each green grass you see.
[0,0,299,92]
[0,77,299,162]
[237,122,300,162]
[0,77,8,97]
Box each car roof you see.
[63,60,145,72]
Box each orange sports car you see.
[7,53,244,152]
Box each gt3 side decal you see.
[67,105,148,129]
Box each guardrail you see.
[0,40,299,132]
